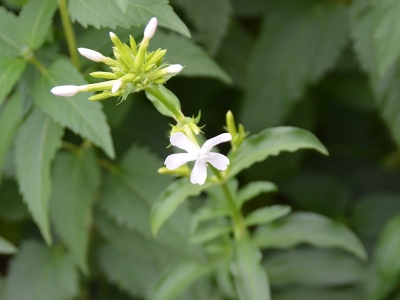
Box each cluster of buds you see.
[51,18,183,101]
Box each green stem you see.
[58,0,80,70]
[145,86,185,122]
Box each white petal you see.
[166,64,183,74]
[170,133,199,154]
[164,153,196,169]
[144,17,158,39]
[78,48,104,62]
[201,133,232,153]
[206,152,230,170]
[190,159,207,185]
[112,79,122,93]
[50,85,79,97]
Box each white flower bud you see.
[78,48,105,62]
[144,17,158,39]
[166,64,183,74]
[111,79,123,93]
[50,85,79,97]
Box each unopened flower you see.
[165,132,232,185]
[144,17,158,39]
[78,48,105,62]
[50,85,79,97]
[166,64,183,74]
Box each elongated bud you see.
[78,48,105,62]
[129,35,137,55]
[51,85,79,97]
[109,32,134,65]
[146,49,167,66]
[112,79,123,93]
[226,110,237,136]
[88,92,113,101]
[90,72,119,79]
[144,17,158,39]
[166,64,183,74]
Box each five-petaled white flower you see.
[165,132,232,185]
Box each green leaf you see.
[372,0,400,76]
[15,108,63,244]
[253,212,367,261]
[99,145,192,251]
[114,0,128,12]
[145,85,182,118]
[4,240,78,300]
[264,248,365,288]
[189,225,231,244]
[245,205,291,227]
[228,127,328,178]
[0,236,17,254]
[149,260,216,300]
[17,0,57,50]
[68,0,190,37]
[190,206,230,233]
[32,58,114,158]
[237,181,278,208]
[375,214,400,279]
[150,31,232,84]
[241,0,348,131]
[0,179,29,222]
[273,287,363,300]
[0,7,21,56]
[50,149,100,274]
[150,178,212,236]
[0,58,26,106]
[172,0,232,54]
[0,92,23,173]
[231,235,271,300]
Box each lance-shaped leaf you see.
[4,241,78,300]
[150,31,232,84]
[0,179,29,223]
[150,178,213,236]
[68,0,190,37]
[228,127,328,178]
[237,181,278,208]
[0,58,26,106]
[15,108,63,244]
[149,260,216,300]
[241,0,348,131]
[245,205,291,227]
[253,212,367,261]
[17,0,57,50]
[50,149,100,274]
[273,287,363,300]
[0,7,21,56]
[0,236,17,254]
[0,92,23,173]
[32,59,114,158]
[231,234,271,300]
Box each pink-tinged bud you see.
[144,17,158,39]
[78,48,104,62]
[50,85,79,97]
[166,64,183,74]
[111,80,122,93]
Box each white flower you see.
[50,85,79,97]
[144,17,158,39]
[78,48,105,62]
[165,132,232,185]
[166,64,183,74]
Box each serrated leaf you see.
[228,127,328,178]
[375,214,400,279]
[0,92,23,173]
[253,212,367,261]
[114,0,128,12]
[149,260,216,300]
[32,58,114,158]
[4,240,78,300]
[231,235,271,300]
[246,205,291,227]
[150,178,212,236]
[0,236,17,254]
[241,0,348,131]
[68,0,190,37]
[15,108,63,244]
[172,0,232,54]
[0,179,29,222]
[0,58,26,106]
[17,0,57,50]
[237,181,278,208]
[373,0,400,76]
[264,248,365,288]
[99,145,192,251]
[50,149,100,274]
[150,31,232,84]
[0,7,21,56]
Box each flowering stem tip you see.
[144,17,158,39]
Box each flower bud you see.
[146,49,167,66]
[90,72,119,79]
[109,32,134,65]
[166,64,183,74]
[88,92,112,101]
[144,17,158,39]
[50,85,79,97]
[112,79,123,93]
[78,48,105,62]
